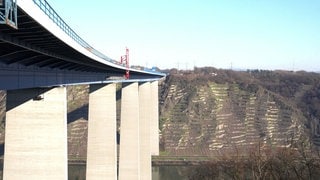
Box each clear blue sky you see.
[46,0,320,71]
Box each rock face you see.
[159,68,320,155]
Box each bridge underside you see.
[0,5,158,90]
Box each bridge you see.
[0,0,165,179]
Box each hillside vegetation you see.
[159,67,320,155]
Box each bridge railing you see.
[0,0,18,28]
[32,0,121,65]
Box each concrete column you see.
[139,82,151,180]
[86,83,117,180]
[119,82,140,180]
[3,87,68,180]
[150,81,159,155]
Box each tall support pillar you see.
[119,82,140,180]
[139,82,151,180]
[3,87,68,180]
[150,81,159,155]
[86,83,117,180]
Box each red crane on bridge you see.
[120,47,130,79]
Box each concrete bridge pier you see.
[119,82,140,180]
[3,87,68,180]
[150,81,159,156]
[139,82,152,180]
[86,83,117,180]
[118,81,158,180]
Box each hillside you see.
[159,68,320,155]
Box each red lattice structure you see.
[120,47,129,79]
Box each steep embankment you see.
[159,68,320,155]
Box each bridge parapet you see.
[32,0,117,64]
[0,0,18,28]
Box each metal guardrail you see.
[32,0,120,65]
[0,0,18,29]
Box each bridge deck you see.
[0,1,164,90]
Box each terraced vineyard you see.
[159,69,318,155]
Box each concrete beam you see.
[86,83,117,180]
[150,81,159,155]
[3,87,68,179]
[0,61,108,90]
[119,82,140,180]
[139,82,152,180]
